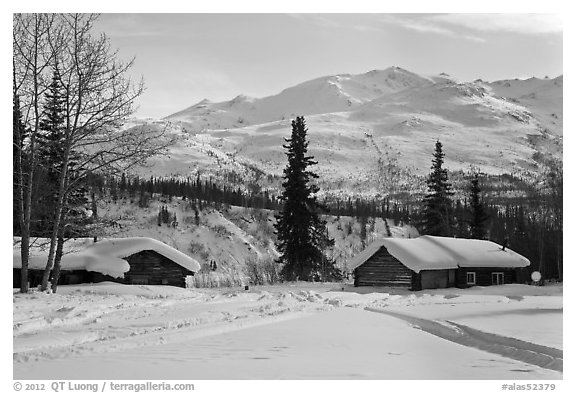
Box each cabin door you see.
[491,272,504,285]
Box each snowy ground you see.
[13,283,562,380]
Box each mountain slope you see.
[488,75,563,135]
[164,67,434,131]
[133,67,562,197]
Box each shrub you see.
[187,270,247,288]
[244,256,281,286]
[188,241,210,261]
[211,224,232,238]
[183,215,196,225]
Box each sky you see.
[92,13,563,119]
[96,13,563,118]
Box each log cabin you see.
[13,237,201,288]
[350,235,530,290]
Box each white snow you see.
[135,68,562,200]
[349,235,530,273]
[13,282,562,380]
[13,237,201,278]
[423,235,530,268]
[164,67,433,128]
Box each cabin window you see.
[492,272,504,285]
[466,272,476,285]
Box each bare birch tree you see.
[13,14,60,293]
[14,14,174,292]
[43,14,174,292]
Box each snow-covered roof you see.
[13,237,201,278]
[350,236,530,273]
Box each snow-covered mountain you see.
[488,75,563,136]
[164,67,434,130]
[131,67,563,197]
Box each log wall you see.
[123,250,193,287]
[456,267,516,288]
[354,247,413,288]
[421,269,454,289]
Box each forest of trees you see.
[414,140,563,282]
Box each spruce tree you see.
[36,70,68,235]
[468,172,489,239]
[384,218,392,237]
[421,140,454,236]
[359,215,368,249]
[37,70,88,232]
[274,116,339,281]
[37,70,89,290]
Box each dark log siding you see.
[13,268,92,288]
[421,269,455,289]
[354,247,412,288]
[123,250,193,287]
[456,267,516,288]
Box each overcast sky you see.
[93,13,563,119]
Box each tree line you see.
[104,173,282,211]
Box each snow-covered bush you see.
[244,256,280,286]
[188,241,210,261]
[188,270,247,288]
[211,224,232,238]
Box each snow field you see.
[13,283,562,380]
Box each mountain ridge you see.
[164,67,562,135]
[130,66,562,198]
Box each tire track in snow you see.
[365,307,562,372]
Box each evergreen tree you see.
[35,70,68,235]
[36,69,90,289]
[421,140,454,236]
[384,218,392,237]
[37,70,88,233]
[346,221,353,236]
[274,116,339,281]
[193,202,201,226]
[119,173,127,195]
[468,172,489,239]
[359,215,368,249]
[109,177,118,201]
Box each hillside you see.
[488,75,563,136]
[96,197,417,281]
[126,67,562,198]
